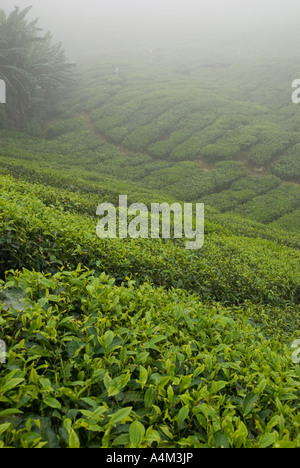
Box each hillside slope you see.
[0,54,299,449]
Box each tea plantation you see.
[0,51,299,447]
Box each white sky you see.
[1,1,299,58]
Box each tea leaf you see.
[68,429,80,449]
[109,407,132,426]
[177,405,189,427]
[129,421,145,447]
[44,396,62,410]
[243,392,258,416]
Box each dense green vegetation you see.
[0,168,299,447]
[1,174,300,307]
[0,7,299,448]
[2,42,299,231]
[0,268,299,448]
[0,7,74,131]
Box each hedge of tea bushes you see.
[0,130,246,203]
[0,268,299,448]
[231,184,300,224]
[247,124,295,167]
[167,162,248,202]
[1,178,300,307]
[206,212,300,250]
[268,209,300,235]
[272,152,300,182]
[0,131,249,205]
[77,69,298,166]
[95,156,173,182]
[0,172,298,251]
[1,56,300,448]
[202,176,282,213]
[0,158,177,208]
[0,125,299,232]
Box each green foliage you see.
[269,209,300,234]
[171,161,248,202]
[201,125,259,162]
[0,6,74,130]
[45,118,87,140]
[246,124,295,167]
[203,176,281,212]
[231,184,300,224]
[0,175,300,307]
[0,51,300,450]
[143,162,203,190]
[0,268,299,448]
[272,145,300,181]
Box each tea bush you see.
[1,176,300,307]
[46,118,87,140]
[203,176,282,212]
[231,184,300,224]
[0,268,299,448]
[269,209,300,234]
[1,54,300,450]
[272,152,300,182]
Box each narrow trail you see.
[79,112,130,158]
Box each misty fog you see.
[1,0,300,60]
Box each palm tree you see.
[0,6,75,130]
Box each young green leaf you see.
[177,405,189,427]
[43,396,62,410]
[109,407,132,426]
[243,392,258,416]
[129,421,145,447]
[68,429,80,448]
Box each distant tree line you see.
[0,6,75,131]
